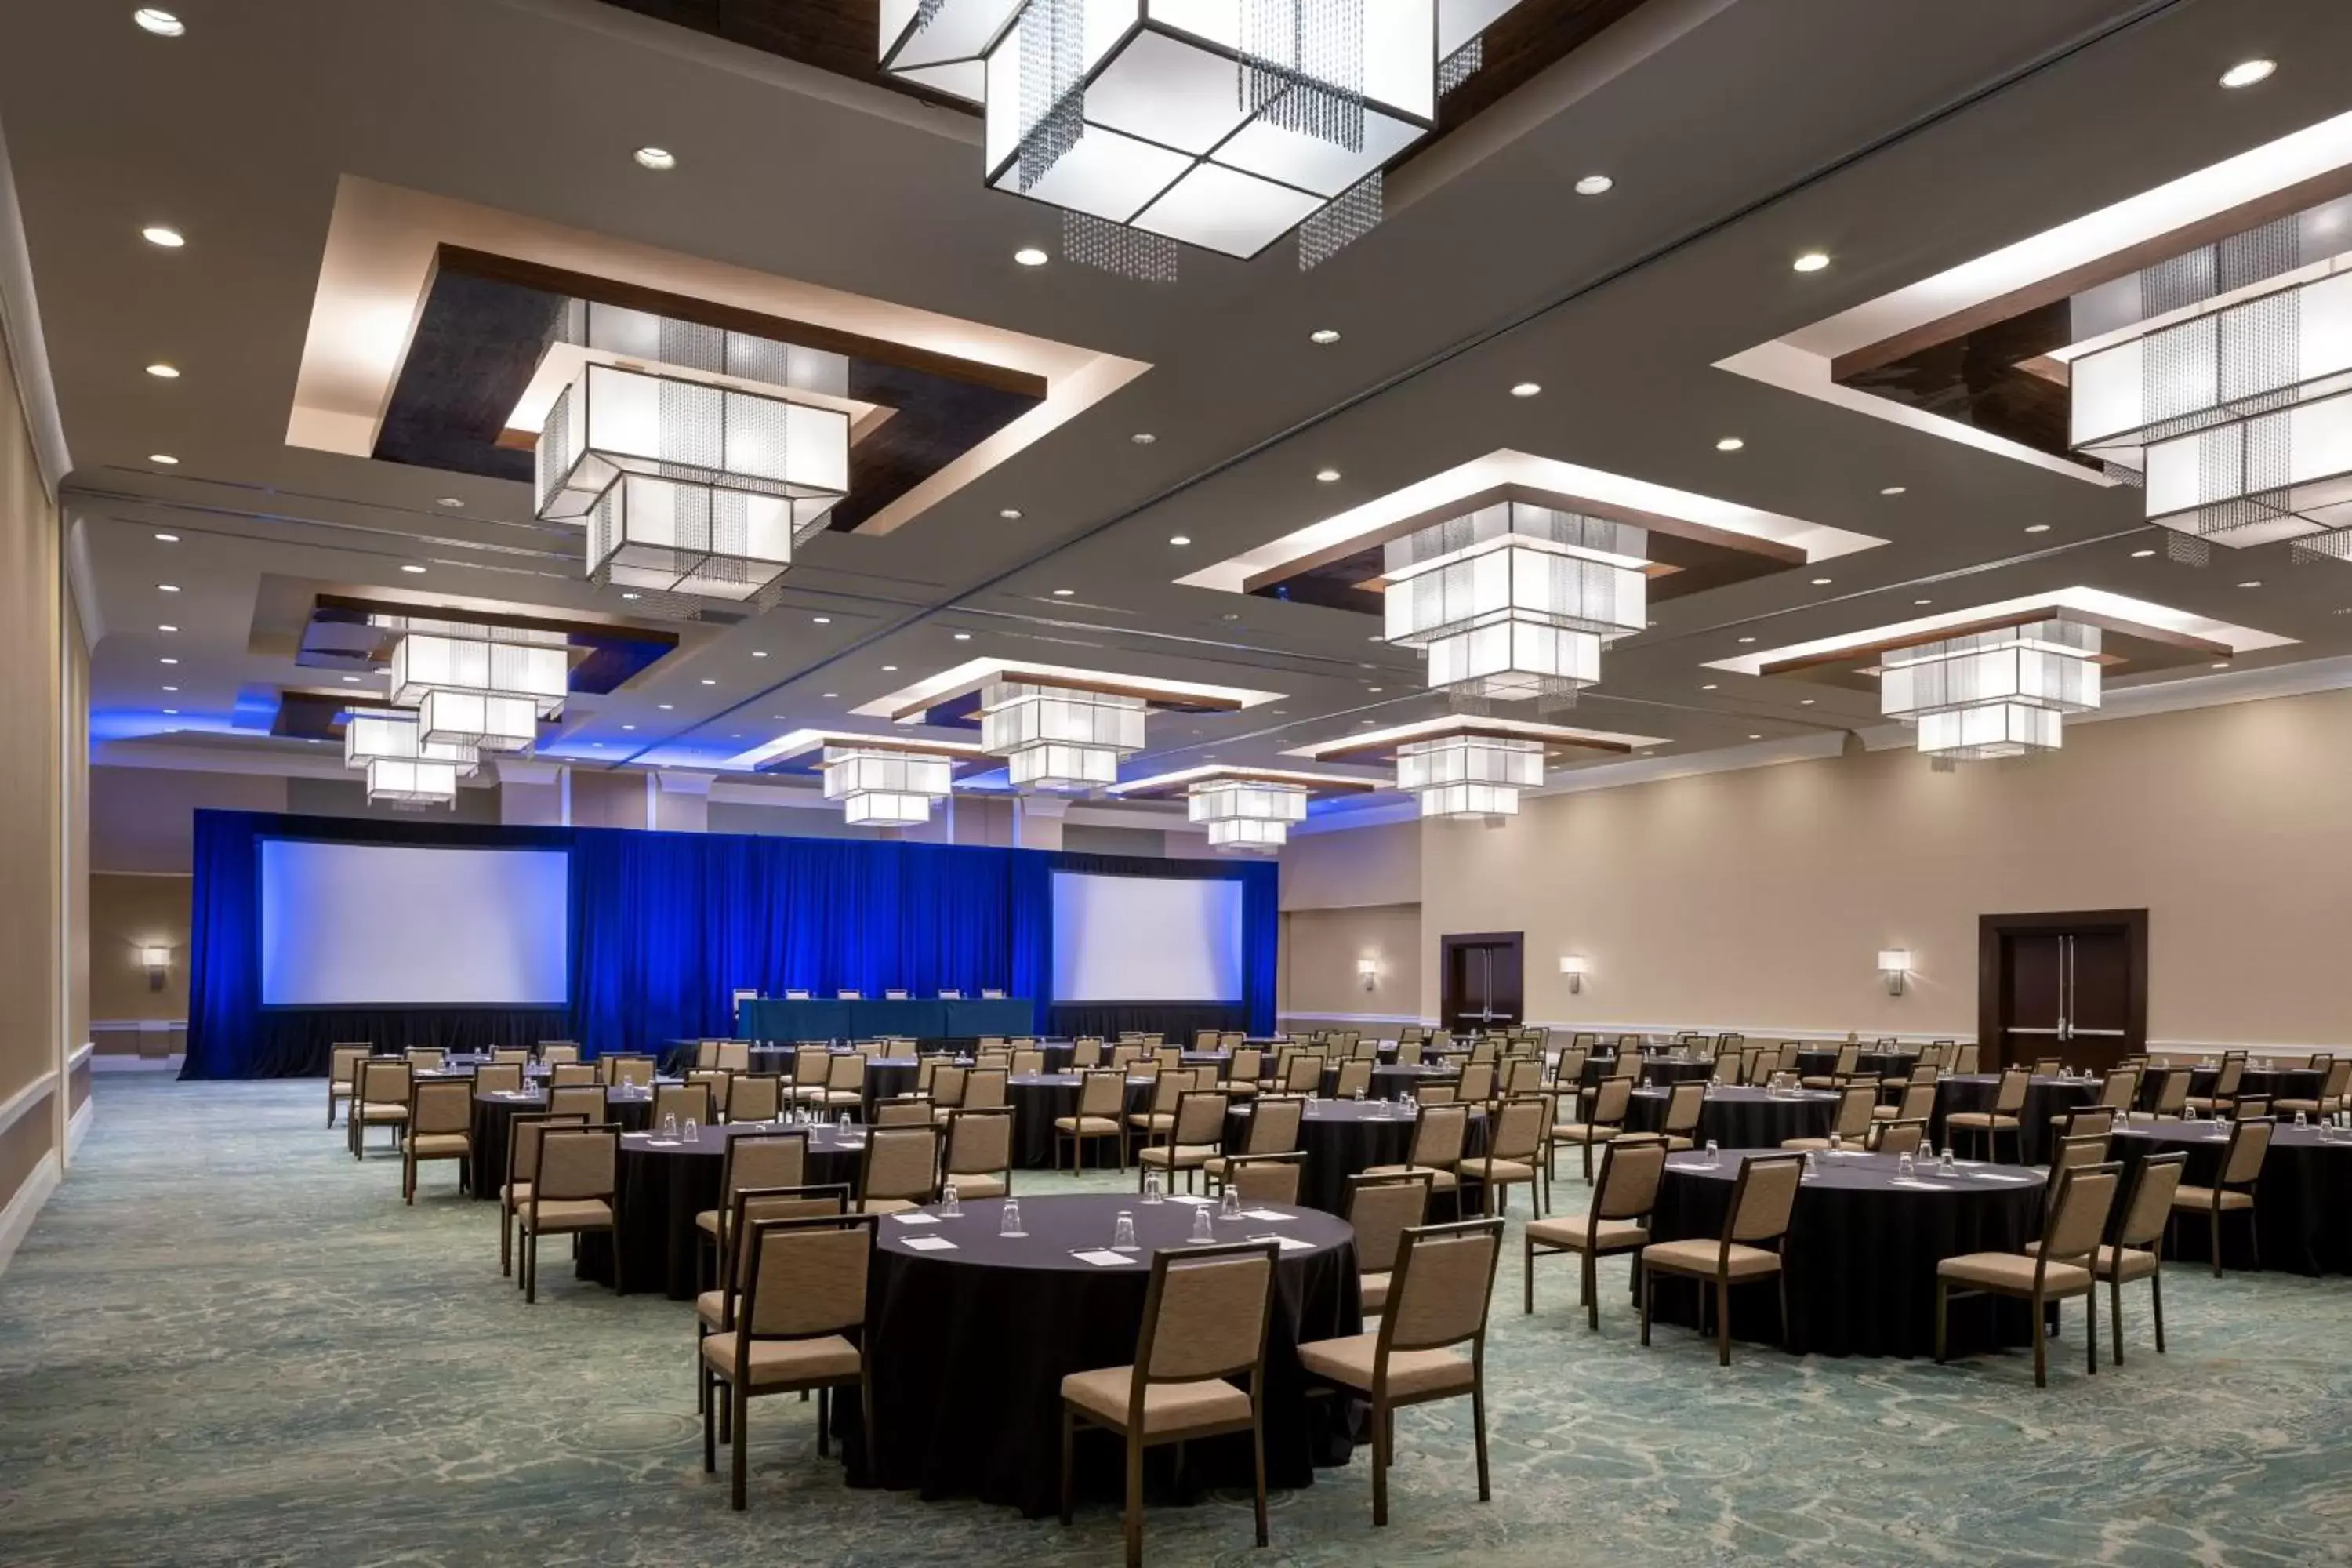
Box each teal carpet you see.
[2,1076,2349,1566]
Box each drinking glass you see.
[2294,1110,2308,1128]
[1897,1152,1915,1178]
[1112,1211,1138,1251]
[942,1183,961,1218]
[1704,1139,1719,1168]
[1189,1207,1214,1243]
[1221,1187,1243,1220]
[1939,1149,1957,1176]
[1802,1150,1817,1176]
[1142,1172,1164,1205]
[682,1117,699,1141]
[661,1112,677,1138]
[838,1112,851,1134]
[1000,1198,1023,1236]
[1828,1131,1842,1153]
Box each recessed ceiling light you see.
[1052,588,1074,597]
[157,583,179,592]
[620,591,641,601]
[822,692,837,699]
[1748,734,1763,741]
[999,508,1023,521]
[1504,379,1544,401]
[882,665,898,673]
[1308,328,1341,346]
[132,8,183,37]
[701,678,717,685]
[2238,580,2262,589]
[2210,661,2231,670]
[622,724,637,731]
[2024,524,2050,533]
[1315,467,1341,483]
[658,703,674,710]
[1799,699,1816,706]
[1169,535,1191,546]
[1810,577,1832,586]
[1358,720,1374,727]
[1914,597,1933,606]
[1131,432,1156,445]
[1573,174,1613,196]
[2220,59,2276,89]
[1700,684,1719,691]
[2131,548,2156,558]
[435,496,465,510]
[161,684,177,692]
[154,532,178,543]
[1715,437,1744,452]
[141,225,184,249]
[145,362,180,379]
[157,623,177,633]
[1879,485,1907,496]
[1737,636,1756,644]
[812,615,831,624]
[340,675,358,684]
[148,453,179,466]
[158,656,177,665]
[633,146,677,171]
[400,564,426,574]
[751,650,768,659]
[1367,687,1382,693]
[953,632,971,641]
[1792,251,1831,273]
[1013,247,1049,267]
[161,709,178,717]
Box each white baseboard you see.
[89,1053,182,1073]
[66,1094,91,1160]
[0,1150,61,1281]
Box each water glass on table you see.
[942,1183,961,1218]
[1000,1198,1024,1237]
[1112,1210,1137,1251]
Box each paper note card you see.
[1071,1250,1138,1267]
[898,1236,958,1252]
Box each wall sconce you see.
[1878,949,1912,996]
[1559,954,1587,994]
[141,944,173,991]
[1356,957,1379,993]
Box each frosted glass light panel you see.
[1384,502,1647,701]
[1188,779,1308,850]
[388,633,568,717]
[417,688,539,754]
[1880,619,2101,761]
[363,757,459,808]
[822,746,956,827]
[343,710,480,776]
[1395,734,1543,818]
[586,474,815,605]
[978,680,1147,791]
[535,361,848,532]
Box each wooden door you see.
[1440,932,1523,1032]
[1978,910,2147,1072]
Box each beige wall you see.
[1282,902,1423,1022]
[89,873,191,1025]
[1399,686,2352,1051]
[91,764,285,874]
[1280,818,1418,910]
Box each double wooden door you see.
[1978,910,2147,1073]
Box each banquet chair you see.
[1397,1025,1428,1050]
[1333,1058,1374,1099]
[2140,1067,2190,1122]
[943,1107,1015,1200]
[499,1112,587,1276]
[961,1066,1010,1112]
[2276,1055,2351,1120]
[1501,1058,1545,1099]
[1608,1050,1642,1083]
[1548,1075,1634,1200]
[1523,1132,1667,1327]
[1207,1094,1303,1193]
[1876,1072,1938,1123]
[1011,1048,1046,1076]
[853,1040,889,1059]
[1641,1152,1804,1367]
[2082,1067,2140,1123]
[2169,1115,2274,1277]
[349,1059,412,1160]
[1772,1044,1804,1076]
[856,1125,942,1214]
[1154,1047,1185,1075]
[549,1062,597,1088]
[704,1212,879,1510]
[1416,1084,1459,1107]
[695,1041,722,1069]
[1061,1240,1278,1567]
[546,1083,608,1123]
[1225,1046,1262,1099]
[874,1098,935,1127]
[520,1127,619,1305]
[402,1080,475,1203]
[2050,1108,2114,1163]
[1364,1102,1469,1214]
[1801,1044,1859,1090]
[489,1048,529,1065]
[2043,1151,2185,1363]
[1937,1161,2121,1385]
[474,1063,523,1094]
[1947,1067,2031,1162]
[1468,1038,1498,1065]
[1127,1070,1196,1161]
[1549,1047,1588,1091]
[604,1054,657,1090]
[1465,1094,1548,1218]
[688,1069,732,1120]
[975,1044,1015,1071]
[1071,1037,1105,1070]
[1109,1044,1144,1069]
[327,1044,371,1127]
[1353,1036,1381,1061]
[1739,1046,1768,1086]
[539,1043,579,1065]
[1784,1084,1877,1152]
[405,1047,447,1071]
[1456,1061,1497,1112]
[728,1073,782,1124]
[1657,1081,1708,1152]
[1193,1029,1220,1051]
[1346,1171,1432,1316]
[1867,1118,1928,1158]
[1393,1036,1425,1067]
[1713,1051,1744,1086]
[1057,1070,1131,1172]
[2052,1132,2111,1173]
[1280,1053,1323,1094]
[1955,1044,1981,1073]
[695,1131,808,1289]
[927,1064,968,1126]
[1299,1218,1503,1527]
[710,1041,747,1073]
[818,1053,867,1113]
[1137,1090,1229,1192]
[1226,1152,1305,1204]
[2230,1096,2271,1122]
[656,1082,713,1130]
[1221,1031,1247,1051]
[694,1182,849,1423]
[1430,1030,1457,1054]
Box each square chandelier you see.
[343,709,477,808]
[1383,502,1648,702]
[1395,733,1544,818]
[1188,778,1308,849]
[416,688,539,754]
[977,678,1148,790]
[361,757,462,808]
[822,746,956,827]
[1878,619,2101,761]
[387,629,568,753]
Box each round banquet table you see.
[2170,1065,2326,1105]
[1579,1054,1715,1089]
[848,1193,1362,1516]
[1794,1048,1920,1080]
[2109,1121,2352,1276]
[587,1120,869,1298]
[1220,1098,1490,1215]
[1646,1150,2050,1358]
[1004,1073,1155,1169]
[1930,1075,2102,1165]
[467,1087,652,1200]
[1624,1085,1841,1147]
[1317,1062,1458,1101]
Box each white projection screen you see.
[260,840,571,1006]
[1050,873,1243,1001]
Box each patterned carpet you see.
[2,1077,2349,1567]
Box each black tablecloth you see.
[1931,1076,2102,1164]
[1625,1086,1840,1148]
[851,1194,1361,1516]
[2178,1065,2325,1104]
[1579,1054,1715,1089]
[1317,1062,1459,1102]
[2110,1123,2352,1276]
[1647,1151,2049,1358]
[594,1120,867,1298]
[1005,1074,1155,1169]
[1220,1100,1491,1215]
[467,1088,652,1200]
[1795,1049,1919,1080]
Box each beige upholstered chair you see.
[1298,1218,1504,1527]
[961,1067,1009,1112]
[2141,1067,2190,1121]
[1056,1070,1130,1172]
[348,1059,411,1160]
[1875,1080,1937,1126]
[1224,1046,1261,1097]
[688,1069,733,1120]
[2031,1057,2063,1077]
[499,1111,586,1277]
[715,1041,750,1073]
[2169,1116,2274,1277]
[471,1063,521,1094]
[1011,1048,1046,1076]
[1455,1060,1497,1109]
[1364,1102,1468,1204]
[1868,1118,1928,1158]
[402,1080,474,1203]
[2086,1067,2140,1120]
[782,1049,828,1107]
[405,1047,448,1071]
[1937,1161,2121,1385]
[1549,1047,1588,1091]
[1333,1058,1374,1099]
[491,1047,532,1067]
[549,1062,597,1088]
[1280,1053,1324,1094]
[1225,1152,1305,1205]
[1135,1091,1230,1194]
[1070,1037,1105,1069]
[1467,1038,1498,1066]
[1464,1094,1547,1217]
[1061,1241,1278,1567]
[1656,1081,1707,1152]
[942,1107,1014,1200]
[1393,1036,1425,1067]
[728,1073,782,1124]
[603,1053,655,1088]
[694,1182,849,1424]
[695,1040,723,1069]
[655,1081,713,1130]
[1947,1067,2031,1161]
[927,1063,968,1125]
[547,1083,607,1122]
[1523,1133,1667,1328]
[2184,1051,2247,1115]
[873,1098,934,1127]
[2051,1108,2115,1164]
[1345,1171,1432,1316]
[1207,1094,1302,1193]
[2045,1149,2185,1365]
[520,1127,619,1303]
[856,1125,941,1214]
[695,1131,808,1287]
[1127,1069,1196,1162]
[327,1044,371,1127]
[2276,1056,2350,1120]
[819,1053,867,1112]
[1639,1152,1803,1366]
[1713,1051,1744,1086]
[1549,1075,1632,1198]
[1784,1083,1878,1151]
[702,1213,879,1509]
[1801,1044,1859,1089]
[539,1043,580,1065]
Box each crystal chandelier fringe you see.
[1017,0,1085,193]
[1064,209,1178,283]
[1241,0,1366,153]
[1299,170,1381,272]
[1437,35,1483,96]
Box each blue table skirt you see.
[735,996,1037,1042]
